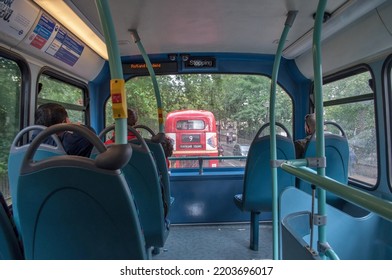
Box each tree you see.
[0,58,21,177]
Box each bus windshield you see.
[105,74,293,168]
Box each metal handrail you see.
[168,156,246,174]
[269,10,297,259]
[312,0,331,260]
[280,162,392,222]
[96,0,128,144]
[130,30,164,133]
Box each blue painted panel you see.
[168,170,271,224]
[280,187,392,260]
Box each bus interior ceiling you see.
[1,1,391,84]
[0,0,392,260]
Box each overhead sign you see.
[184,57,216,69]
[25,12,84,67]
[122,61,178,75]
[44,25,84,66]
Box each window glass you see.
[176,120,205,130]
[0,56,21,204]
[106,74,293,168]
[323,72,372,101]
[38,74,86,124]
[323,70,377,186]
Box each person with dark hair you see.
[35,102,68,127]
[161,136,174,167]
[105,108,138,144]
[127,108,138,127]
[34,102,95,157]
[294,113,316,158]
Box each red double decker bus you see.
[165,110,218,168]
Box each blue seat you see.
[133,125,174,215]
[234,122,295,250]
[297,121,349,208]
[8,125,66,236]
[0,192,23,259]
[17,124,148,259]
[100,125,169,251]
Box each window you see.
[323,69,377,186]
[38,73,87,124]
[176,120,205,130]
[0,56,22,203]
[106,74,293,168]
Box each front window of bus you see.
[323,68,377,187]
[106,74,293,168]
[0,56,21,204]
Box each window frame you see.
[0,47,30,204]
[382,54,392,192]
[323,64,379,189]
[37,67,91,125]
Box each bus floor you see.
[152,222,272,260]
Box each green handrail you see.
[168,156,246,161]
[130,30,165,133]
[96,0,128,144]
[168,156,246,175]
[312,0,328,259]
[269,10,297,260]
[280,163,392,223]
[325,248,340,260]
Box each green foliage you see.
[0,58,21,177]
[39,74,85,123]
[117,74,293,141]
[323,71,377,170]
[39,75,83,105]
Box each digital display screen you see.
[184,57,216,68]
[123,61,178,74]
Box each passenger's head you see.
[305,113,316,135]
[161,136,174,158]
[127,108,138,126]
[35,103,69,127]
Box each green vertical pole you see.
[96,0,127,144]
[313,0,328,259]
[269,11,297,260]
[130,30,164,133]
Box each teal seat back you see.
[0,192,23,259]
[8,125,65,235]
[298,123,349,207]
[145,139,172,214]
[124,140,168,249]
[240,134,295,212]
[99,125,169,249]
[17,124,148,259]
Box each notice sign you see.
[26,12,85,67]
[28,12,55,49]
[0,0,39,41]
[123,61,178,75]
[45,26,84,66]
